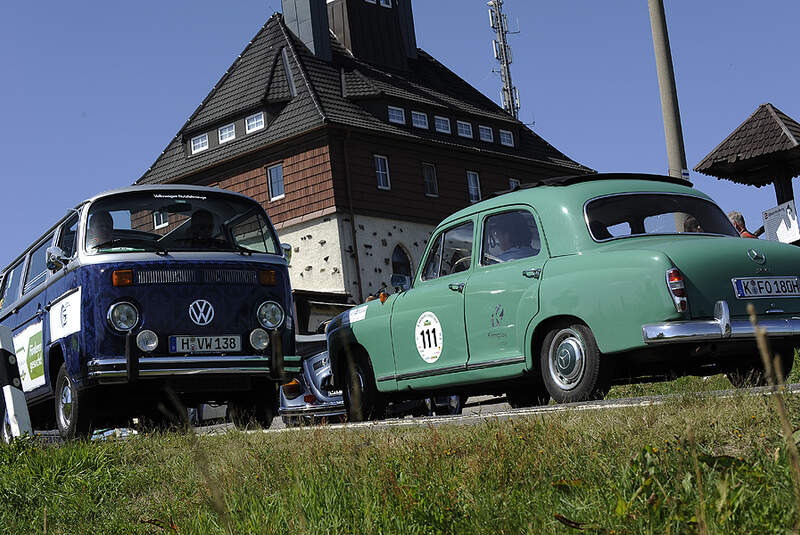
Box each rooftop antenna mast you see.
[488,0,520,119]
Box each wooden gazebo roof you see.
[694,103,800,188]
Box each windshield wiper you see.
[92,238,169,255]
[231,244,258,256]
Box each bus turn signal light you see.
[259,270,277,286]
[112,270,134,287]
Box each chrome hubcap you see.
[59,382,73,428]
[549,329,586,391]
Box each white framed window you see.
[246,112,265,133]
[153,210,169,230]
[374,155,391,190]
[509,178,521,190]
[379,0,392,7]
[268,163,285,201]
[422,163,438,197]
[499,129,514,147]
[457,120,473,138]
[388,106,406,125]
[479,125,494,142]
[218,123,235,144]
[190,133,208,154]
[434,116,451,134]
[467,171,481,202]
[411,111,429,129]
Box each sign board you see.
[762,201,800,244]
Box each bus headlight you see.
[107,302,139,332]
[257,301,284,330]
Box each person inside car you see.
[493,212,538,262]
[86,211,114,251]
[187,209,226,249]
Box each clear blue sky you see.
[1,1,798,268]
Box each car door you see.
[390,219,475,386]
[464,206,547,369]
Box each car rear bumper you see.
[278,398,346,419]
[643,300,800,344]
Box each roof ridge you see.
[766,103,800,147]
[277,15,327,123]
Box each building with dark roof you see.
[138,0,590,332]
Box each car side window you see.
[23,236,54,294]
[481,209,540,265]
[421,234,443,281]
[58,214,80,258]
[0,262,25,312]
[439,222,474,277]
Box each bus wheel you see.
[55,364,94,440]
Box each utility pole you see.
[648,0,689,181]
[488,0,520,119]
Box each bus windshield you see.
[85,191,280,255]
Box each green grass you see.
[3,387,800,534]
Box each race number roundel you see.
[415,312,443,363]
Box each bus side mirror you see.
[46,246,68,272]
[281,243,292,265]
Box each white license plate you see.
[169,335,241,353]
[732,277,800,299]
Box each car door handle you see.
[523,269,541,279]
[448,283,465,293]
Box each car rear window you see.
[585,193,739,241]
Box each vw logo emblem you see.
[747,249,766,265]
[189,299,215,326]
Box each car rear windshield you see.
[585,193,739,241]
[85,191,280,255]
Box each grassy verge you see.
[2,388,800,534]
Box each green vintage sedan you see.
[326,174,800,420]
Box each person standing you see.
[728,211,757,238]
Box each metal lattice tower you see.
[488,0,520,119]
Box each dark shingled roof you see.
[694,103,800,187]
[138,14,589,185]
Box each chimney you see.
[327,0,418,70]
[281,0,332,62]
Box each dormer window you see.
[411,111,429,129]
[499,129,515,147]
[434,116,451,134]
[388,106,406,125]
[191,133,208,154]
[379,0,392,7]
[246,112,265,133]
[457,121,473,138]
[479,125,494,142]
[218,123,235,144]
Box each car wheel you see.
[55,364,94,440]
[342,355,383,422]
[506,386,550,408]
[432,395,464,416]
[540,323,607,403]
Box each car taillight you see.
[282,379,303,400]
[666,268,688,313]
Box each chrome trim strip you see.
[278,402,346,418]
[91,367,270,379]
[395,364,468,382]
[466,355,526,370]
[88,356,270,367]
[643,300,800,344]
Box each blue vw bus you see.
[0,185,297,439]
